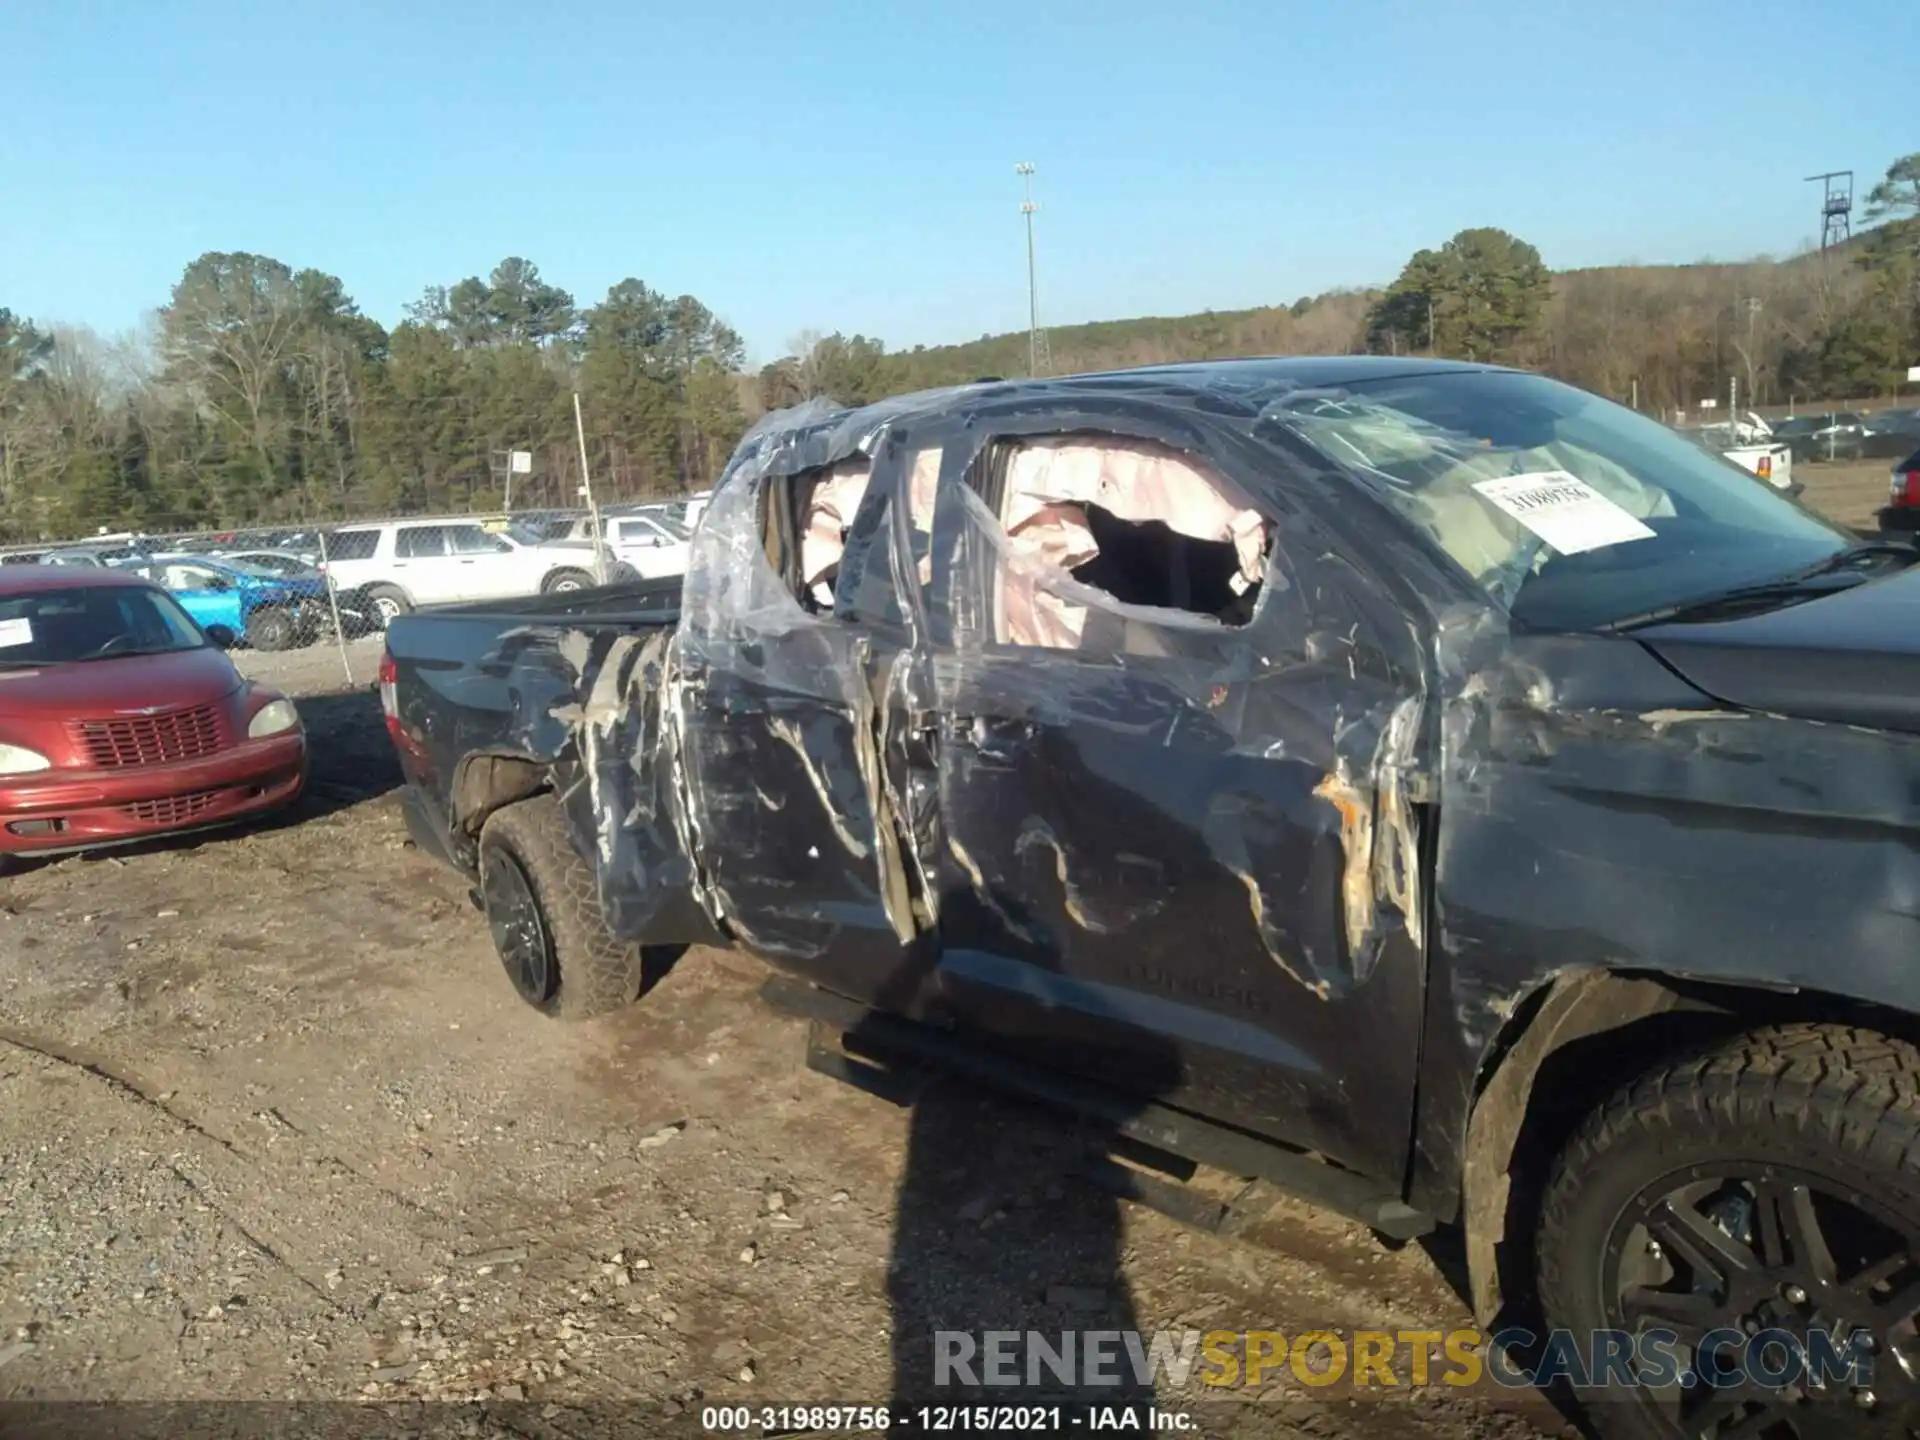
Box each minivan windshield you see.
[0,586,206,666]
[1268,370,1858,631]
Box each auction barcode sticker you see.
[0,617,32,648]
[1471,471,1656,555]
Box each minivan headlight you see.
[248,699,301,738]
[0,742,52,775]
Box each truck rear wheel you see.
[1537,1023,1920,1438]
[542,567,594,594]
[477,794,645,1020]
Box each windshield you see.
[1269,369,1852,631]
[504,520,548,546]
[0,586,207,665]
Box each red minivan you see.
[0,567,308,861]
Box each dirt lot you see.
[1795,456,1894,529]
[0,467,1893,1436]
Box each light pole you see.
[1016,162,1042,376]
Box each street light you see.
[1016,162,1042,377]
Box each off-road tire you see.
[477,794,645,1021]
[1538,1023,1920,1439]
[245,606,297,652]
[365,584,411,627]
[542,567,595,594]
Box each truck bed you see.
[392,573,683,628]
[383,575,685,881]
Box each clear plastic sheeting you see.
[960,486,1249,653]
[547,372,1445,1003]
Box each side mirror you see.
[204,624,237,650]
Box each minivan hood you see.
[0,646,244,719]
[1636,565,1920,733]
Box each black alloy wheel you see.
[1539,1024,1920,1440]
[480,842,557,1007]
[1601,1167,1920,1436]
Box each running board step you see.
[763,976,1432,1241]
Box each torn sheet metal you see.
[1408,609,1920,1218]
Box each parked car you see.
[653,490,713,529]
[1865,406,1920,460]
[1771,411,1868,463]
[319,516,632,626]
[1676,417,1798,496]
[39,547,117,567]
[115,554,328,651]
[1879,444,1920,531]
[384,356,1920,1437]
[214,549,382,636]
[550,506,692,579]
[0,567,306,864]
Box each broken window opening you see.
[986,435,1271,650]
[757,446,942,627]
[759,460,873,617]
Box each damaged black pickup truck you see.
[384,358,1920,1438]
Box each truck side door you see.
[669,436,934,1012]
[918,423,1431,1182]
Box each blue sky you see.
[2,0,1912,366]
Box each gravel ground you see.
[0,467,1892,1435]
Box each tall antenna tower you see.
[1016,163,1051,376]
[1805,170,1854,251]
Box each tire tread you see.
[1537,1024,1920,1438]
[480,794,644,1020]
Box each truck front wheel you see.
[1537,1023,1920,1437]
[477,794,645,1020]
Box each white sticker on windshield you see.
[1471,471,1656,555]
[0,617,32,649]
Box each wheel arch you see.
[1459,965,1920,1332]
[365,579,414,606]
[450,751,552,850]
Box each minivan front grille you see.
[68,705,225,769]
[120,788,231,826]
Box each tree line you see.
[3,153,1915,544]
[0,256,751,542]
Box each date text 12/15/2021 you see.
[701,1405,1198,1432]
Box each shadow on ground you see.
[292,686,403,817]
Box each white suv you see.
[321,517,624,624]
